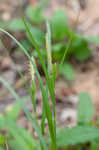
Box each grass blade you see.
[6,141,9,150]
[60,11,80,65]
[46,21,52,73]
[0,39,31,99]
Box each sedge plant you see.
[0,18,57,149]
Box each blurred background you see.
[0,0,99,128]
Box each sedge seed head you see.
[29,56,36,82]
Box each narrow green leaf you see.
[41,107,46,135]
[26,26,45,47]
[31,80,37,114]
[20,40,32,52]
[46,21,52,73]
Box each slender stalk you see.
[60,10,80,66]
[46,21,52,73]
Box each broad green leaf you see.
[9,140,25,150]
[78,92,94,123]
[9,139,40,150]
[26,26,45,47]
[26,6,44,24]
[6,103,21,121]
[59,62,75,81]
[85,36,99,45]
[26,0,47,24]
[51,9,69,40]
[7,19,26,31]
[74,48,91,61]
[71,35,91,61]
[56,126,99,147]
[52,43,65,61]
[0,146,4,150]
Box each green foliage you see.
[0,76,48,150]
[5,117,36,150]
[26,6,44,24]
[78,92,94,123]
[73,47,91,61]
[0,146,4,150]
[91,142,99,150]
[0,22,8,29]
[26,0,47,24]
[56,126,99,147]
[52,43,66,61]
[51,9,69,41]
[5,103,21,121]
[26,26,45,47]
[71,35,91,61]
[59,62,75,81]
[21,18,57,150]
[7,19,26,31]
[20,40,32,52]
[85,36,99,45]
[0,136,5,146]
